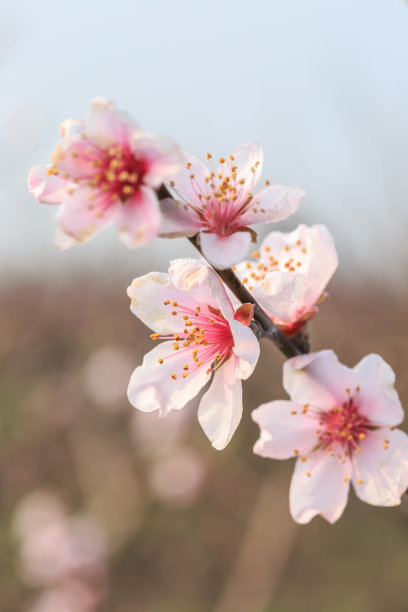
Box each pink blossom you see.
[252,350,408,524]
[28,98,181,249]
[14,491,107,588]
[159,144,305,269]
[148,445,207,507]
[234,224,338,336]
[28,582,100,612]
[127,258,260,449]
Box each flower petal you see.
[249,270,309,324]
[353,354,404,426]
[242,185,305,226]
[198,357,242,450]
[159,197,202,238]
[128,341,210,416]
[54,226,78,250]
[28,165,71,205]
[56,186,115,244]
[85,97,140,148]
[131,133,182,188]
[127,270,202,334]
[292,224,338,312]
[59,118,84,139]
[254,224,337,322]
[228,318,259,380]
[167,151,210,203]
[168,258,235,319]
[199,231,252,270]
[352,428,408,506]
[51,135,103,179]
[252,400,319,459]
[225,142,263,190]
[283,350,357,410]
[289,453,351,524]
[116,186,161,248]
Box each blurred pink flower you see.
[82,344,134,412]
[159,144,304,269]
[14,491,107,588]
[148,446,207,507]
[130,405,191,457]
[127,258,260,449]
[28,98,181,249]
[252,350,408,524]
[234,224,338,336]
[28,581,100,612]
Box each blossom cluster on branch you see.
[28,98,408,524]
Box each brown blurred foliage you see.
[0,277,408,612]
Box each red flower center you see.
[151,302,235,381]
[93,144,148,201]
[317,398,374,454]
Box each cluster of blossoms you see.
[28,98,408,524]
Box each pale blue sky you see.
[1,0,407,291]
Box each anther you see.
[122,185,135,195]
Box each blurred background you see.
[1,0,408,610]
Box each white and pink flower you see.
[28,98,182,249]
[159,144,305,269]
[234,225,338,336]
[252,350,408,524]
[127,258,260,450]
